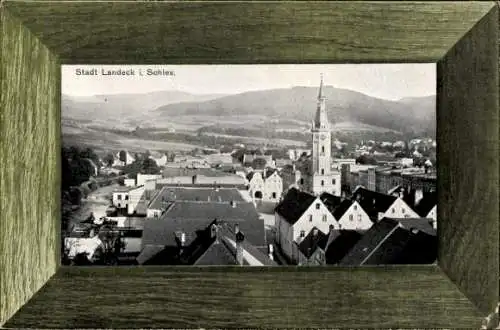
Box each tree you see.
[142,158,160,174]
[119,150,127,162]
[103,153,115,167]
[356,155,377,165]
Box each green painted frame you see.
[0,1,498,328]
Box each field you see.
[63,126,203,153]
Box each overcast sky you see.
[62,64,436,101]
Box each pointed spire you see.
[318,73,324,99]
[314,74,329,130]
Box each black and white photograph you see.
[61,64,438,267]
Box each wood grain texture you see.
[1,1,499,328]
[2,1,495,64]
[0,8,61,327]
[4,266,485,329]
[436,5,499,316]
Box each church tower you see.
[308,74,341,196]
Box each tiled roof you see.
[338,218,401,265]
[264,169,279,179]
[183,220,276,266]
[154,201,265,247]
[274,188,316,225]
[413,193,437,217]
[338,218,437,265]
[397,218,436,236]
[325,230,363,264]
[332,199,354,220]
[142,217,210,247]
[319,192,342,214]
[297,227,329,258]
[149,186,244,209]
[351,187,397,219]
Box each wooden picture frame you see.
[1,1,498,328]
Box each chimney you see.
[268,244,274,261]
[235,224,245,266]
[180,232,186,247]
[210,223,219,243]
[414,188,424,206]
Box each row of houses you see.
[274,186,437,265]
[67,183,276,266]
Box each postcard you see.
[61,64,437,266]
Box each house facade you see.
[334,200,373,231]
[275,188,340,262]
[247,170,283,203]
[112,186,146,215]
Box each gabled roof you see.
[338,218,404,265]
[397,218,436,236]
[325,230,364,265]
[351,187,398,219]
[319,192,342,214]
[338,218,437,265]
[246,171,261,182]
[297,227,329,258]
[332,199,355,220]
[274,188,317,225]
[264,169,279,179]
[183,220,276,266]
[413,193,437,217]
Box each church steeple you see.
[314,74,329,130]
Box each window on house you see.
[117,195,122,200]
[332,179,336,185]
[316,203,320,210]
[309,215,313,222]
[322,214,327,222]
[349,215,353,221]
[353,205,357,211]
[321,169,325,175]
[321,180,325,186]
[125,195,129,200]
[402,208,405,214]
[392,208,395,213]
[300,230,305,238]
[272,192,277,199]
[358,214,362,222]
[300,178,304,184]
[321,146,325,153]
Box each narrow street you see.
[67,183,119,231]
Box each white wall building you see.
[275,188,340,261]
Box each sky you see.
[62,64,436,101]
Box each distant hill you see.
[154,86,436,135]
[62,91,228,122]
